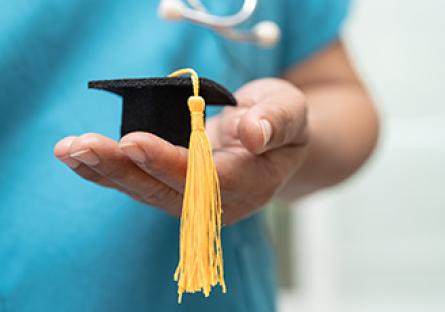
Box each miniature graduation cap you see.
[89,69,234,303]
[89,73,236,147]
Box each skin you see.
[54,40,379,225]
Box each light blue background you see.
[0,0,348,311]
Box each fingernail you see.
[70,149,100,166]
[59,156,80,169]
[259,119,273,147]
[119,142,146,163]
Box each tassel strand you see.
[169,69,226,304]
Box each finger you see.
[213,147,284,223]
[236,79,308,154]
[54,136,81,169]
[119,132,187,193]
[68,133,182,215]
[54,136,126,190]
[206,115,223,149]
[212,106,248,147]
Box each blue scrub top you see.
[0,0,348,311]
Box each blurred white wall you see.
[280,0,445,311]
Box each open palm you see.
[54,78,308,224]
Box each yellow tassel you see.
[168,68,226,304]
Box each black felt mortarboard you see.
[88,77,236,147]
[90,69,231,302]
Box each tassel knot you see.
[188,96,205,131]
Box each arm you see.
[278,40,379,199]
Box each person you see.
[0,0,379,311]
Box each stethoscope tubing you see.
[182,0,257,28]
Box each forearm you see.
[277,80,379,200]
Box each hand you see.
[54,78,309,224]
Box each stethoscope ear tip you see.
[158,0,184,21]
[253,21,281,48]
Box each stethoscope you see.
[158,0,281,48]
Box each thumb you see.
[236,79,308,154]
